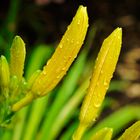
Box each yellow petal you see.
[73,28,122,140]
[118,121,140,140]
[31,5,88,96]
[10,36,26,81]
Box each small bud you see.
[10,36,26,81]
[0,55,10,98]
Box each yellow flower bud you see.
[73,28,122,140]
[0,55,10,98]
[10,36,26,81]
[31,5,88,96]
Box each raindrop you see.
[104,81,108,86]
[94,102,101,108]
[67,26,70,31]
[59,45,63,49]
[101,70,103,74]
[77,20,80,25]
[76,41,80,45]
[71,40,74,43]
[56,75,60,79]
[43,71,47,75]
[62,67,66,71]
[47,60,50,66]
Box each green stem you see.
[12,93,34,112]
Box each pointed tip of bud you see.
[1,55,7,63]
[77,5,88,20]
[1,55,6,60]
[104,27,122,46]
[114,27,122,35]
[111,27,122,38]
[13,35,25,47]
[78,5,87,13]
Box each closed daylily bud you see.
[10,36,26,81]
[12,5,88,112]
[31,5,88,96]
[73,28,122,140]
[0,56,10,98]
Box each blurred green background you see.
[0,0,140,140]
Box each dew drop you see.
[62,67,66,71]
[71,40,74,43]
[101,70,103,74]
[47,60,50,66]
[67,26,70,31]
[43,71,47,75]
[56,75,60,79]
[104,81,108,86]
[59,45,63,49]
[94,102,101,108]
[74,55,77,59]
[77,20,80,25]
[105,86,109,90]
[76,41,80,45]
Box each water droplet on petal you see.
[59,45,63,48]
[71,40,74,43]
[94,102,101,108]
[56,75,60,79]
[43,71,47,75]
[101,70,103,74]
[104,81,108,86]
[62,67,66,71]
[47,60,50,66]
